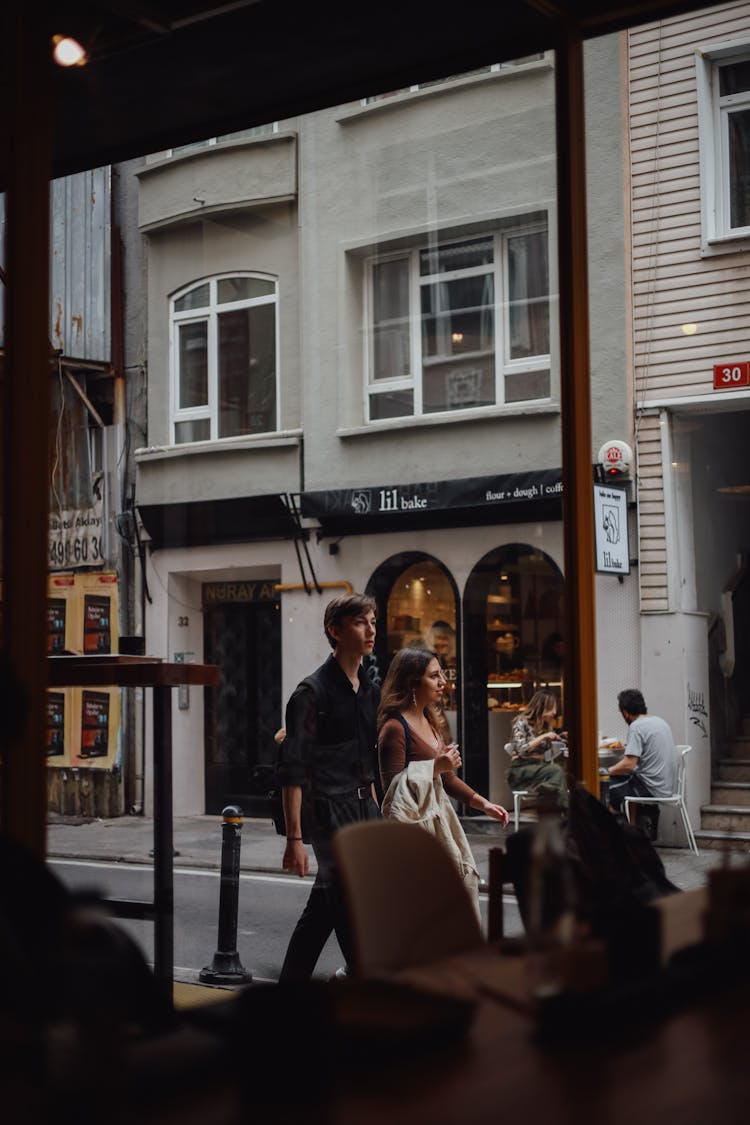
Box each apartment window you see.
[698,45,750,242]
[172,123,278,155]
[362,58,546,104]
[170,275,278,444]
[365,226,549,421]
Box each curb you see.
[47,850,301,874]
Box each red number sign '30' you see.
[713,362,750,390]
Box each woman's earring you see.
[412,690,417,707]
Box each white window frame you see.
[363,223,550,423]
[360,56,548,106]
[170,272,280,445]
[696,40,750,249]
[147,123,278,162]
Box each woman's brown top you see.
[378,716,476,806]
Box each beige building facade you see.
[133,41,644,822]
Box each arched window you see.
[463,543,564,803]
[170,274,278,444]
[366,552,460,732]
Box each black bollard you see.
[199,805,253,985]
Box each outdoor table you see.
[48,655,220,992]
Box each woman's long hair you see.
[521,689,558,732]
[377,647,441,734]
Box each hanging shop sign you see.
[49,496,105,570]
[301,470,563,520]
[593,483,630,575]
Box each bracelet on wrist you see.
[286,836,303,842]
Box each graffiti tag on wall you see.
[687,684,708,739]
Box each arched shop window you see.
[366,553,460,736]
[463,544,564,805]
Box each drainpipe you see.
[131,535,145,815]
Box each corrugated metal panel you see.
[629,4,750,407]
[0,167,111,363]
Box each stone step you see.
[701,805,750,833]
[711,782,750,806]
[717,759,750,782]
[693,829,750,853]
[724,737,750,760]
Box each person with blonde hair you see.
[506,689,569,810]
[378,648,508,907]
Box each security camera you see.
[597,439,633,478]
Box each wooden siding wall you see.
[629,1,750,401]
[628,2,750,611]
[636,410,670,611]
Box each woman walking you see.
[506,689,569,810]
[378,648,508,909]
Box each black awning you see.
[301,469,563,537]
[138,494,298,551]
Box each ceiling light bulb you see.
[52,35,88,67]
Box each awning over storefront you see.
[302,469,564,536]
[138,494,299,550]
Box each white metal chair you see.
[623,744,699,855]
[504,742,534,832]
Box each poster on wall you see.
[79,691,111,759]
[83,594,112,653]
[47,574,78,653]
[46,691,69,761]
[44,571,121,769]
[593,484,630,575]
[49,495,105,571]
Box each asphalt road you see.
[48,859,523,981]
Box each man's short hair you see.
[618,688,647,716]
[323,592,376,649]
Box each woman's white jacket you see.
[382,759,480,914]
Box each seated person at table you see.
[506,690,568,811]
[607,688,677,841]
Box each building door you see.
[203,588,281,815]
[684,410,750,763]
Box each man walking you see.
[278,593,380,981]
[608,688,678,840]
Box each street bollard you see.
[199,805,253,985]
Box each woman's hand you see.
[483,802,510,827]
[472,794,509,827]
[533,731,556,750]
[434,743,462,775]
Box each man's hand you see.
[608,753,638,777]
[283,839,309,877]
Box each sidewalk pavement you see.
[47,811,730,892]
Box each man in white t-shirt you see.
[608,688,678,840]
